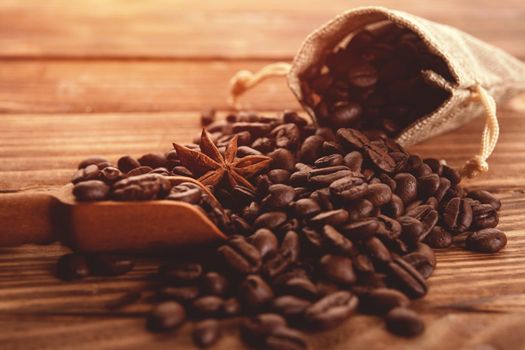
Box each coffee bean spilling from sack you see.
[302,22,452,137]
[65,110,505,348]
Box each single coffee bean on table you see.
[62,110,507,347]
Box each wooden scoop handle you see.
[0,191,59,247]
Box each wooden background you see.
[1,1,525,349]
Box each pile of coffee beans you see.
[300,21,453,137]
[63,110,506,349]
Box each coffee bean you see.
[268,169,291,184]
[471,203,499,230]
[341,219,379,240]
[329,176,368,202]
[158,286,199,303]
[241,313,288,343]
[280,277,318,300]
[264,184,296,209]
[192,296,225,317]
[193,319,222,347]
[382,194,405,218]
[222,297,242,317]
[343,151,363,172]
[159,262,202,283]
[365,143,396,173]
[111,174,171,200]
[424,226,452,248]
[320,255,356,285]
[406,204,438,239]
[269,148,296,172]
[265,327,308,350]
[78,156,107,169]
[443,197,473,233]
[272,295,312,318]
[364,237,392,264]
[394,173,418,204]
[347,199,374,221]
[167,183,202,204]
[239,275,274,311]
[331,103,363,128]
[423,158,442,175]
[147,301,186,332]
[468,190,501,210]
[309,209,349,227]
[402,252,434,279]
[200,272,229,296]
[359,288,410,315]
[386,307,424,337]
[254,211,288,230]
[398,216,424,246]
[138,152,168,169]
[56,253,90,281]
[418,174,440,198]
[299,135,324,164]
[73,180,110,201]
[314,154,344,168]
[272,123,301,149]
[293,198,321,218]
[322,225,354,255]
[88,255,135,276]
[348,62,378,88]
[217,237,262,274]
[387,258,428,299]
[337,128,369,150]
[441,164,461,185]
[248,229,279,258]
[366,183,392,207]
[303,291,358,329]
[465,228,507,253]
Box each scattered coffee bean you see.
[147,301,186,332]
[385,307,424,337]
[56,253,90,281]
[465,228,507,253]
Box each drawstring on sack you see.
[229,65,499,180]
[229,62,291,109]
[460,85,500,179]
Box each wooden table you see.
[1,1,525,349]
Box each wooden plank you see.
[0,0,524,59]
[0,60,299,113]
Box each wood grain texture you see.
[0,0,524,59]
[1,0,525,348]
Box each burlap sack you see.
[229,7,525,178]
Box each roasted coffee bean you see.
[268,169,291,184]
[418,174,440,198]
[320,255,356,285]
[364,237,392,264]
[365,143,396,173]
[343,151,363,172]
[434,177,451,203]
[233,122,272,137]
[299,135,324,164]
[171,165,193,177]
[308,169,354,187]
[254,211,288,230]
[394,173,418,205]
[359,288,410,315]
[147,302,186,332]
[309,209,349,226]
[383,194,405,218]
[385,307,424,337]
[341,219,379,240]
[239,275,274,311]
[303,291,358,329]
[348,61,378,88]
[158,286,199,303]
[280,277,318,300]
[56,253,90,281]
[73,180,110,201]
[423,158,442,175]
[272,295,312,318]
[200,272,229,296]
[241,313,288,343]
[441,164,461,185]
[167,183,202,204]
[200,108,216,126]
[443,197,473,233]
[322,225,354,255]
[138,152,168,169]
[314,154,344,168]
[269,148,296,172]
[248,229,279,258]
[465,228,507,253]
[366,183,392,207]
[387,258,428,299]
[71,164,100,184]
[310,188,334,211]
[88,255,135,276]
[293,198,321,218]
[217,237,262,274]
[330,103,363,128]
[329,176,368,202]
[471,203,499,230]
[263,184,296,209]
[337,128,369,150]
[402,252,434,279]
[347,199,374,221]
[424,226,452,248]
[111,174,171,200]
[126,165,152,177]
[283,111,308,127]
[99,166,123,184]
[406,205,438,239]
[159,262,203,283]
[265,327,308,350]
[468,190,501,210]
[221,297,242,317]
[78,156,107,169]
[192,296,225,317]
[376,215,402,239]
[398,216,424,246]
[272,123,301,149]
[193,319,222,348]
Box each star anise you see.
[173,129,271,191]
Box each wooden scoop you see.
[0,176,227,252]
